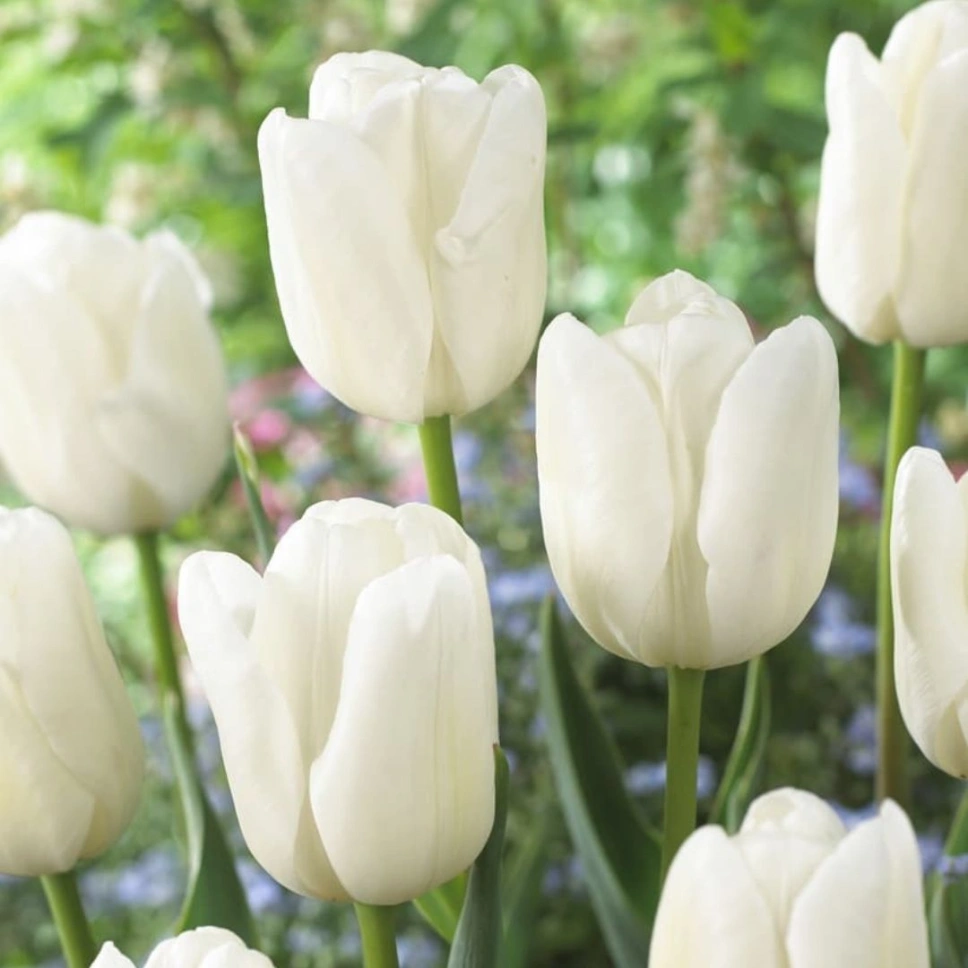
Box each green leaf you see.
[232,422,275,568]
[501,810,551,968]
[414,876,465,944]
[538,599,659,966]
[930,789,968,967]
[709,656,771,832]
[447,748,510,968]
[163,698,257,946]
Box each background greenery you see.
[1,0,965,964]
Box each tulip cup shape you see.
[0,506,144,877]
[0,212,230,534]
[649,788,930,968]
[815,0,968,346]
[258,51,547,422]
[536,270,840,670]
[178,498,498,905]
[92,928,274,967]
[891,446,968,777]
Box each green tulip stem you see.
[661,666,706,882]
[134,531,194,754]
[354,904,400,968]
[418,415,464,525]
[876,341,926,807]
[41,871,97,968]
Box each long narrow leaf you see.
[164,699,257,945]
[930,787,968,967]
[447,749,510,968]
[501,810,551,968]
[538,598,659,966]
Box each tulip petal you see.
[178,551,345,900]
[648,826,786,968]
[426,65,547,416]
[309,51,425,123]
[786,801,929,968]
[258,108,433,422]
[815,33,906,342]
[91,943,136,968]
[96,232,229,527]
[895,50,968,345]
[536,314,674,664]
[144,927,274,968]
[623,268,718,326]
[891,447,968,776]
[699,317,839,667]
[606,288,754,666]
[0,508,144,859]
[247,510,403,766]
[311,555,496,905]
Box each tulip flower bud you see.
[0,212,230,534]
[93,928,273,967]
[178,499,498,905]
[650,789,929,967]
[891,446,968,777]
[258,51,547,423]
[816,1,968,346]
[536,270,840,669]
[0,507,144,877]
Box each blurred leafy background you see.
[1,0,966,964]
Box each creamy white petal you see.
[891,447,968,776]
[144,928,275,968]
[699,317,839,668]
[815,33,906,342]
[248,511,403,766]
[91,943,136,968]
[178,551,344,900]
[311,555,496,905]
[309,50,426,123]
[426,65,547,416]
[649,826,786,968]
[96,232,229,529]
[0,508,143,858]
[536,314,674,664]
[894,50,968,345]
[606,291,753,667]
[623,269,718,327]
[0,666,94,876]
[257,109,433,422]
[786,801,929,968]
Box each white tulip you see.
[0,506,144,877]
[178,498,498,905]
[891,446,968,777]
[92,928,273,967]
[536,270,840,669]
[816,0,968,346]
[0,212,230,534]
[258,51,547,422]
[650,789,929,968]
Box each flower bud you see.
[891,446,968,777]
[536,270,840,669]
[258,51,547,422]
[92,928,273,967]
[0,507,144,877]
[178,499,498,905]
[0,212,230,534]
[816,1,968,345]
[650,789,929,967]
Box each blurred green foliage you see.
[2,0,968,964]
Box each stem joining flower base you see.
[355,903,400,968]
[876,340,926,807]
[418,415,464,525]
[41,870,96,968]
[661,666,706,881]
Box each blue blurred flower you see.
[810,586,875,658]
